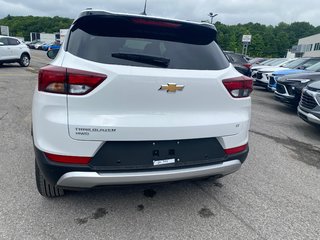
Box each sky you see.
[0,0,320,26]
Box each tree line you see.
[0,15,73,41]
[215,21,320,57]
[0,15,319,57]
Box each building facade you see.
[292,33,320,57]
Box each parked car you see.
[275,72,320,107]
[251,58,288,72]
[41,42,53,51]
[28,40,41,49]
[224,51,251,76]
[0,35,31,67]
[252,58,276,67]
[32,9,252,197]
[47,41,61,51]
[250,58,294,81]
[268,58,320,91]
[249,58,267,65]
[298,80,320,127]
[34,41,45,50]
[41,41,61,51]
[252,58,298,89]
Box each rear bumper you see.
[57,160,242,188]
[34,143,248,188]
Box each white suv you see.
[0,35,31,67]
[32,10,252,197]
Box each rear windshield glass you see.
[302,58,320,68]
[283,58,306,68]
[67,15,229,70]
[225,53,248,64]
[269,59,287,66]
[261,59,276,65]
[306,62,320,72]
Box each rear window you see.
[283,58,307,68]
[306,62,320,72]
[67,15,229,70]
[302,58,320,68]
[269,59,286,66]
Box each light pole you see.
[208,12,218,24]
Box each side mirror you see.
[47,49,59,59]
[0,42,4,46]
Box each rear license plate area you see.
[91,138,225,170]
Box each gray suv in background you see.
[298,80,320,127]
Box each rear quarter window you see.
[67,15,229,70]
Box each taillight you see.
[223,76,253,98]
[38,65,107,95]
[38,65,66,93]
[224,144,248,155]
[45,152,92,165]
[67,68,107,95]
[243,63,252,69]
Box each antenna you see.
[141,0,148,15]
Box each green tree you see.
[0,16,73,40]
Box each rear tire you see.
[35,160,65,198]
[19,54,30,67]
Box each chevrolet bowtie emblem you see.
[159,83,184,93]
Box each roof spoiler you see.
[75,9,217,32]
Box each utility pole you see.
[141,0,148,15]
[208,12,218,24]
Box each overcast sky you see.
[0,0,320,26]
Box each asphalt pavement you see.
[0,50,320,240]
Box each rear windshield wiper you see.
[111,53,170,68]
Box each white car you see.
[251,58,296,79]
[32,10,252,197]
[253,66,289,88]
[0,35,31,67]
[34,41,45,50]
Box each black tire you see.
[19,53,30,67]
[35,160,65,198]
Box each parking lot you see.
[0,50,320,240]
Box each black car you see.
[224,52,251,76]
[275,72,320,107]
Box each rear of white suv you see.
[0,35,30,67]
[32,10,252,197]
